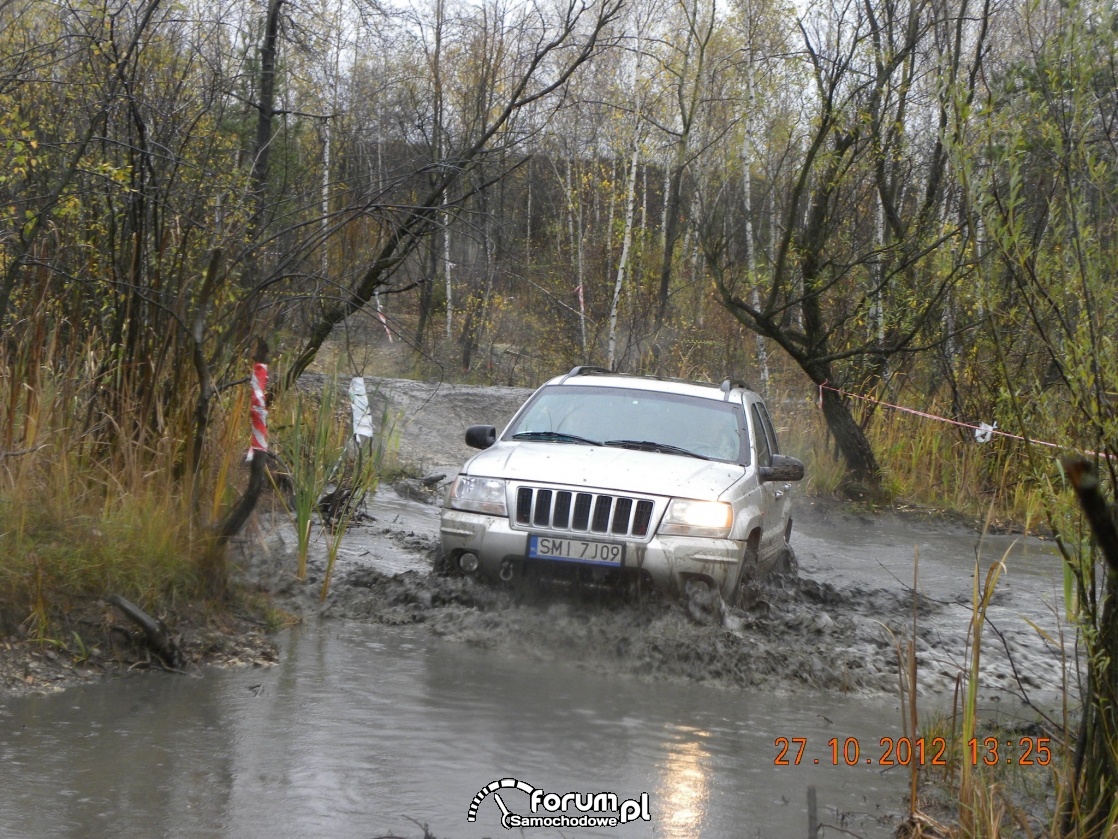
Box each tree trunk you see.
[415,232,436,346]
[656,160,684,328]
[817,382,880,486]
[609,134,641,371]
[1063,458,1118,838]
[250,0,283,220]
[741,38,769,390]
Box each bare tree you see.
[699,0,989,485]
[282,0,623,388]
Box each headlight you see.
[448,475,507,516]
[658,499,733,538]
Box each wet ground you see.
[283,376,1072,703]
[0,486,1069,839]
[256,379,1071,821]
[255,482,1069,705]
[0,377,1074,837]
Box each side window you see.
[756,402,780,456]
[751,404,772,468]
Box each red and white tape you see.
[248,362,268,459]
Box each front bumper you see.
[440,508,746,598]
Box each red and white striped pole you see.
[248,362,268,460]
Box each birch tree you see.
[284,0,623,385]
[700,0,989,485]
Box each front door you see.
[749,401,782,567]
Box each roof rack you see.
[560,365,614,383]
[720,378,751,400]
[557,367,751,395]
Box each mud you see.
[2,374,1068,704]
[319,557,921,694]
[253,375,1067,703]
[246,502,959,701]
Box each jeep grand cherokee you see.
[438,367,804,605]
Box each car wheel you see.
[433,544,455,576]
[773,543,798,577]
[684,577,725,625]
[730,538,761,609]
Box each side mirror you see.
[759,454,805,483]
[465,425,497,449]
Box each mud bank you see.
[0,608,278,697]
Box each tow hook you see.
[499,559,516,582]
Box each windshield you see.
[506,384,748,464]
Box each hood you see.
[461,441,746,500]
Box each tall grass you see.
[956,544,1009,837]
[268,377,398,595]
[0,324,403,650]
[0,336,223,643]
[273,381,347,581]
[890,533,1019,838]
[891,511,1113,838]
[773,389,1054,531]
[320,436,386,601]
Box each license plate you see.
[529,535,624,566]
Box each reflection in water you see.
[0,624,908,839]
[656,728,710,836]
[0,494,1071,838]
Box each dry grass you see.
[772,388,1057,532]
[0,328,403,650]
[0,337,242,643]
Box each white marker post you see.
[349,376,374,442]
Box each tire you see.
[730,538,761,609]
[773,543,798,577]
[432,543,454,576]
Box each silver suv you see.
[438,367,804,605]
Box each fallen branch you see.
[105,593,185,669]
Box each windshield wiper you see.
[603,439,711,460]
[512,431,602,446]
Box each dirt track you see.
[1,375,1067,711]
[258,377,1069,703]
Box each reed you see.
[271,380,347,581]
[268,377,399,595]
[320,433,387,601]
[0,320,403,650]
[957,536,1009,837]
[0,335,208,644]
[772,386,1064,532]
[891,508,1101,838]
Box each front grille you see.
[515,486,656,538]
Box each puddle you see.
[0,623,912,838]
[0,377,1075,837]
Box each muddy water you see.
[0,623,909,838]
[793,500,1071,702]
[0,492,1068,838]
